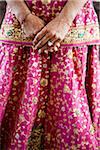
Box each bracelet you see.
[21,12,31,24]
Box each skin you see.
[6,0,46,38]
[21,14,45,38]
[6,0,88,52]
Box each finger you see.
[40,43,57,53]
[51,40,61,52]
[33,27,47,46]
[38,45,49,54]
[51,36,58,44]
[54,40,61,48]
[53,45,58,52]
[30,34,35,39]
[47,35,61,47]
[48,45,58,53]
[38,39,61,53]
[35,33,53,49]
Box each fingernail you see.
[57,43,60,47]
[44,50,48,54]
[50,49,53,52]
[38,49,42,54]
[54,46,58,51]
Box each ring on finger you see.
[48,40,53,46]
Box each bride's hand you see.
[32,14,70,52]
[22,13,45,38]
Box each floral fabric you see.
[0,0,100,46]
[0,0,100,150]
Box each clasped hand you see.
[22,13,70,53]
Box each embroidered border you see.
[0,23,99,46]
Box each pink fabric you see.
[0,0,100,149]
[0,0,100,46]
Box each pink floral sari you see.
[0,0,100,149]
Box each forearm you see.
[60,0,88,26]
[6,0,31,24]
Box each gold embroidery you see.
[38,109,46,118]
[89,125,95,135]
[27,124,44,150]
[41,0,51,4]
[40,78,48,87]
[63,85,71,93]
[0,23,99,46]
[0,2,99,46]
[63,24,100,45]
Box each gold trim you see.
[41,0,52,4]
[63,24,100,45]
[0,23,99,46]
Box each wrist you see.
[17,9,31,24]
[21,12,32,25]
[21,12,36,26]
[7,1,31,24]
[59,1,79,27]
[58,13,71,28]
